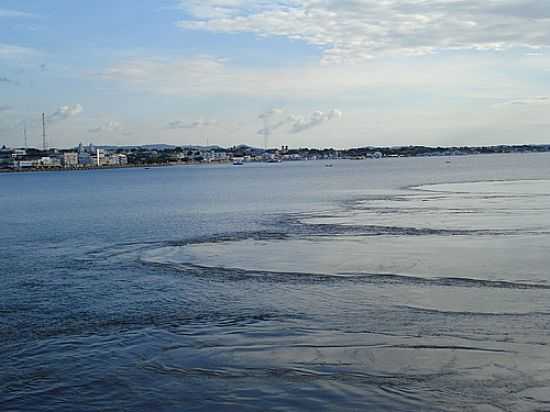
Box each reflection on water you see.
[144,179,550,282]
[2,155,550,411]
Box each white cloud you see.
[167,118,219,129]
[179,0,277,19]
[0,43,40,60]
[88,120,122,133]
[98,52,537,101]
[257,108,293,136]
[98,55,228,95]
[497,96,550,106]
[47,104,83,123]
[177,0,550,63]
[0,8,35,18]
[289,109,342,133]
[257,108,342,135]
[258,108,284,120]
[96,55,371,97]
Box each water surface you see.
[2,154,550,411]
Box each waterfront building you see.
[206,151,229,162]
[104,154,128,166]
[90,149,106,166]
[111,154,128,165]
[36,157,62,168]
[0,149,12,169]
[13,160,34,169]
[63,152,79,167]
[78,152,92,166]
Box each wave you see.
[138,252,550,292]
[0,308,303,344]
[353,273,550,290]
[291,223,515,237]
[140,362,453,386]
[398,305,550,317]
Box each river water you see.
[1,154,550,411]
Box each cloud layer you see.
[0,8,35,18]
[258,108,342,135]
[47,104,83,123]
[499,96,550,106]
[89,120,122,133]
[289,109,342,133]
[0,43,40,60]
[167,118,219,129]
[178,0,550,63]
[100,53,508,99]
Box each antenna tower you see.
[42,113,47,151]
[23,122,28,148]
[263,118,269,150]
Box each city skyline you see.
[2,0,550,149]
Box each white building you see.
[63,152,79,167]
[105,154,128,166]
[115,154,128,165]
[35,157,62,167]
[90,149,106,166]
[205,151,229,162]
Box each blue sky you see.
[1,0,550,148]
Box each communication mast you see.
[23,122,28,148]
[42,112,47,151]
[263,118,269,150]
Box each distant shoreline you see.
[0,161,222,174]
[2,151,549,175]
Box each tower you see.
[263,118,269,150]
[42,112,47,151]
[23,122,28,148]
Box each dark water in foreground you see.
[1,154,550,411]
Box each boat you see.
[325,164,333,167]
[232,158,244,165]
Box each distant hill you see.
[96,144,228,151]
[96,144,176,151]
[140,144,177,150]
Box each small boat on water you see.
[325,164,333,167]
[233,158,244,165]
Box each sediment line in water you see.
[399,305,550,317]
[176,342,514,353]
[408,178,550,193]
[139,256,550,291]
[287,222,518,237]
[352,273,550,290]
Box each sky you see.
[1,0,550,149]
